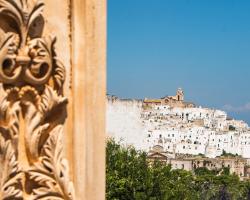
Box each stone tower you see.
[176,88,184,101]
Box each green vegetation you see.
[106,139,250,200]
[197,153,206,158]
[221,150,239,158]
[229,125,236,131]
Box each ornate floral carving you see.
[20,85,67,163]
[0,0,74,199]
[0,85,20,148]
[0,0,64,88]
[29,126,75,200]
[0,134,22,200]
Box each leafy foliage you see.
[221,150,239,158]
[106,139,250,200]
[229,125,236,131]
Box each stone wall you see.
[107,97,147,149]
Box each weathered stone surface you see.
[0,0,106,199]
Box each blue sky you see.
[108,0,250,124]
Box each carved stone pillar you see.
[0,0,106,199]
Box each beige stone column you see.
[0,0,106,199]
[71,0,106,200]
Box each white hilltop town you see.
[107,88,250,178]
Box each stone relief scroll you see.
[0,0,75,199]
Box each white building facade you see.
[107,92,250,159]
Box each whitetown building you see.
[107,89,250,159]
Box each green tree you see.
[106,139,250,200]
